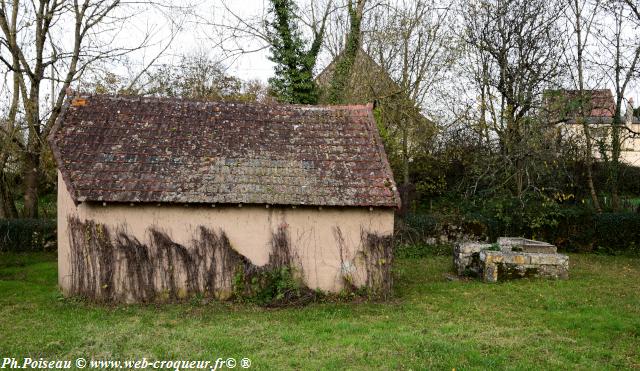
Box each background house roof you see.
[314,48,432,127]
[315,48,401,104]
[545,89,615,121]
[49,95,400,208]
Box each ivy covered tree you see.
[267,0,327,104]
[327,0,366,104]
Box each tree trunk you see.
[22,76,42,218]
[327,0,366,104]
[479,61,488,145]
[610,121,621,211]
[1,182,14,219]
[0,154,19,219]
[401,122,410,216]
[22,151,40,218]
[0,185,19,219]
[0,195,6,219]
[583,126,602,212]
[573,0,602,212]
[504,103,524,196]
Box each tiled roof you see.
[49,95,400,208]
[545,89,615,120]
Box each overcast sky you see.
[116,0,277,84]
[2,0,638,110]
[123,0,639,104]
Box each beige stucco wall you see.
[57,172,395,297]
[622,122,640,166]
[562,122,640,166]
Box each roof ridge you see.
[73,93,374,111]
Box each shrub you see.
[233,266,317,307]
[395,243,452,258]
[397,208,640,256]
[0,219,56,252]
[584,213,640,255]
[395,214,439,245]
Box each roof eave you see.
[364,103,402,210]
[47,95,80,206]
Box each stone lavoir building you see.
[49,94,400,302]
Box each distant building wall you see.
[623,122,640,166]
[561,122,640,167]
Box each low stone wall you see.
[454,238,569,282]
[480,250,569,283]
[453,242,490,276]
[497,237,557,253]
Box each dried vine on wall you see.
[67,217,256,302]
[360,231,394,298]
[68,218,115,300]
[67,217,308,304]
[333,226,394,298]
[67,217,392,304]
[232,223,318,307]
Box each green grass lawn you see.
[0,252,639,370]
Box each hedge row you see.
[398,210,640,255]
[3,211,638,255]
[547,211,640,254]
[0,219,57,252]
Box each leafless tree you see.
[206,0,334,69]
[594,0,640,209]
[463,0,566,197]
[365,0,455,211]
[0,0,178,217]
[564,0,604,211]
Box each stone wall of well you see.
[453,239,569,282]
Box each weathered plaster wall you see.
[57,172,395,299]
[562,122,640,166]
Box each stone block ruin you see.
[453,237,569,282]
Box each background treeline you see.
[1,0,640,253]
